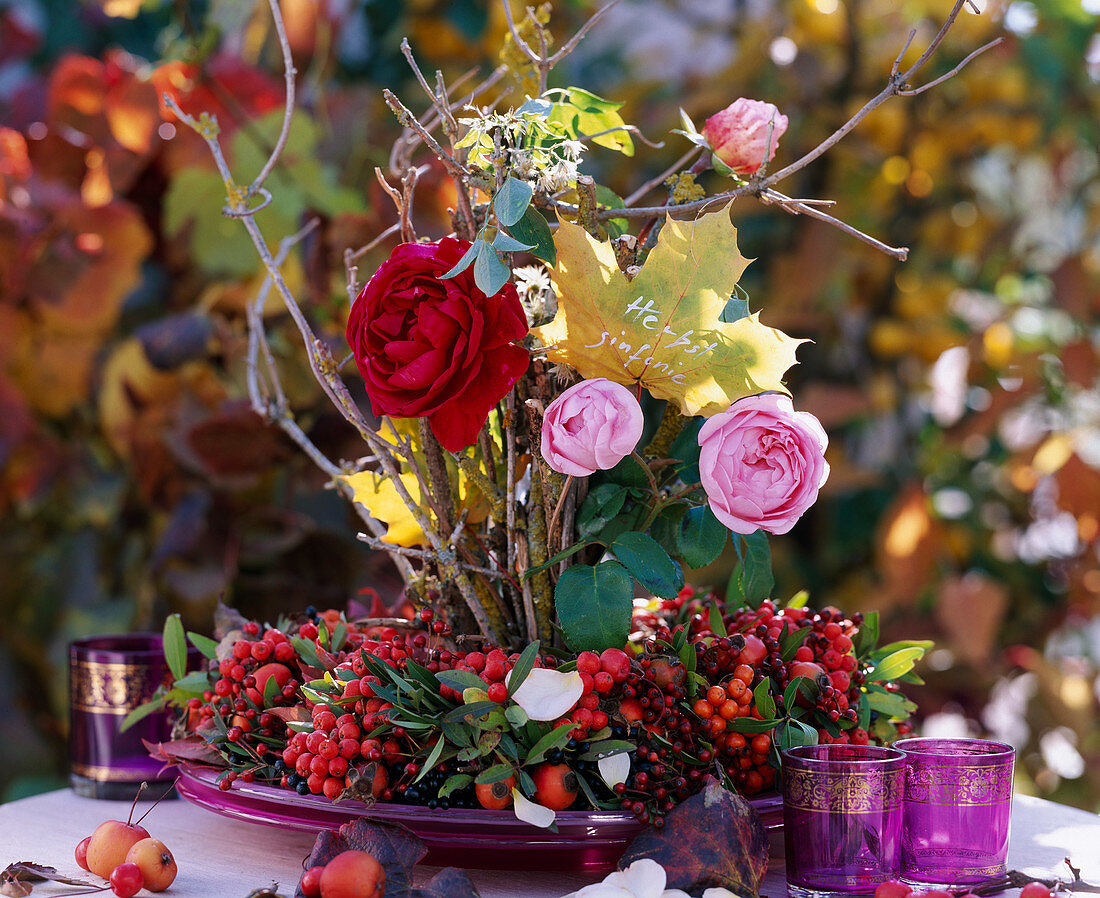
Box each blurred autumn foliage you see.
[2,0,1099,810]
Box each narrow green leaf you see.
[854,611,880,657]
[437,670,487,693]
[753,678,776,720]
[785,590,810,610]
[578,740,634,761]
[414,738,447,783]
[163,614,187,681]
[708,602,728,638]
[441,238,481,280]
[120,692,168,733]
[521,539,594,581]
[262,672,280,707]
[443,700,499,723]
[186,631,220,660]
[611,532,683,598]
[291,636,321,669]
[555,561,634,652]
[868,647,925,683]
[783,676,817,712]
[475,763,516,785]
[728,717,781,734]
[494,176,533,226]
[524,724,573,765]
[679,505,727,569]
[507,641,541,696]
[331,621,347,653]
[780,625,807,662]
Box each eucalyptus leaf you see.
[494,176,534,227]
[163,614,187,681]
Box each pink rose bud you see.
[541,379,644,477]
[703,98,789,175]
[698,394,829,535]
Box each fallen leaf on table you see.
[617,779,768,897]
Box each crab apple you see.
[109,862,144,898]
[738,634,767,666]
[300,866,325,898]
[85,820,151,879]
[125,838,177,891]
[75,836,91,871]
[475,775,516,810]
[245,662,292,705]
[599,648,631,683]
[531,762,580,811]
[874,881,912,898]
[1020,885,1055,898]
[319,850,386,898]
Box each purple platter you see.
[176,762,782,872]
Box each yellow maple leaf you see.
[340,468,490,548]
[534,206,805,417]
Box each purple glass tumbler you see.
[69,633,192,800]
[895,738,1014,887]
[782,744,906,898]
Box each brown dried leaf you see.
[411,868,481,898]
[618,778,768,897]
[296,818,427,898]
[143,737,222,767]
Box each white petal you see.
[511,788,556,828]
[597,751,631,789]
[605,858,666,898]
[573,886,637,898]
[702,889,743,898]
[506,667,584,721]
[662,891,693,898]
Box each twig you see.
[761,188,908,260]
[624,146,701,206]
[344,221,402,302]
[249,0,297,198]
[356,534,509,580]
[349,617,420,629]
[897,37,1005,96]
[375,168,415,243]
[546,0,621,64]
[580,124,664,149]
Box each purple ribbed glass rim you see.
[784,743,907,767]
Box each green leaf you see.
[780,625,807,662]
[546,87,634,155]
[555,561,634,652]
[679,505,727,569]
[866,688,917,719]
[777,718,818,752]
[475,763,516,785]
[473,241,511,297]
[331,621,347,653]
[728,717,781,734]
[785,590,810,610]
[868,647,926,683]
[292,633,321,669]
[521,538,594,581]
[441,238,482,280]
[728,531,773,608]
[870,639,934,662]
[578,740,635,761]
[439,773,473,799]
[414,738,448,783]
[854,611,880,657]
[494,176,534,227]
[524,724,574,765]
[507,206,556,265]
[262,672,280,707]
[708,602,728,638]
[186,631,220,661]
[649,503,687,558]
[120,692,168,733]
[170,671,211,694]
[507,641,541,696]
[611,532,683,598]
[437,670,489,694]
[505,705,529,729]
[576,484,628,539]
[163,614,187,681]
[783,676,817,711]
[753,679,776,720]
[493,231,535,253]
[443,700,500,723]
[857,693,872,731]
[668,418,703,482]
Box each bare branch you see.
[501,0,541,66]
[761,188,908,260]
[250,0,297,197]
[580,124,664,149]
[892,28,918,78]
[897,37,1004,96]
[547,0,622,65]
[624,146,701,206]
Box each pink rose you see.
[703,98,789,175]
[698,394,829,535]
[541,379,644,476]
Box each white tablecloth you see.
[0,790,1096,897]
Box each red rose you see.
[346,238,529,452]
